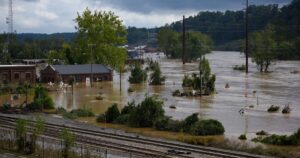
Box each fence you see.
[0,127,146,158]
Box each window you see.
[14,73,20,80]
[25,73,31,80]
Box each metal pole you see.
[245,0,249,73]
[90,46,93,88]
[199,56,202,97]
[182,15,186,65]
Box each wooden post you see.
[182,15,186,65]
[245,0,249,73]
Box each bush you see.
[165,119,184,132]
[1,103,11,111]
[121,101,135,115]
[114,114,130,124]
[256,130,268,136]
[128,95,165,127]
[267,105,280,112]
[255,128,300,146]
[127,88,134,93]
[26,86,54,110]
[149,62,166,85]
[96,114,106,123]
[189,119,225,136]
[239,134,247,140]
[128,64,147,84]
[183,113,199,132]
[104,104,120,123]
[233,64,246,71]
[70,107,95,117]
[172,90,181,96]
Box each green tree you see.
[190,119,225,136]
[28,116,45,154]
[61,128,75,158]
[74,8,127,70]
[105,104,120,123]
[186,31,213,61]
[157,28,181,58]
[128,64,147,84]
[16,119,27,152]
[250,25,276,72]
[129,95,165,127]
[26,85,54,110]
[149,62,166,85]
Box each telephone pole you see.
[182,15,186,65]
[245,0,249,73]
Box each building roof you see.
[50,64,111,75]
[0,65,35,68]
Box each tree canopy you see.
[74,8,127,70]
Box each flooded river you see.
[48,51,300,136]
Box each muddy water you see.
[48,51,300,136]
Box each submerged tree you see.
[149,62,166,85]
[249,25,276,72]
[182,57,216,94]
[128,64,147,84]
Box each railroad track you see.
[0,114,269,158]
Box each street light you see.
[88,44,96,88]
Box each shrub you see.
[96,114,106,123]
[128,95,165,127]
[26,86,54,110]
[267,105,280,112]
[256,130,268,136]
[127,88,134,93]
[233,64,246,71]
[183,113,199,132]
[239,134,247,140]
[154,116,170,131]
[114,114,130,124]
[149,62,166,85]
[172,90,181,96]
[121,101,135,115]
[128,64,147,84]
[189,119,225,136]
[255,128,300,146]
[165,119,184,132]
[70,107,95,117]
[104,104,120,123]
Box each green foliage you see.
[157,28,212,60]
[74,8,127,71]
[61,128,75,158]
[128,96,165,127]
[257,128,300,146]
[249,25,276,72]
[28,116,45,154]
[189,119,225,136]
[104,104,120,123]
[70,107,95,117]
[267,105,280,112]
[128,64,147,84]
[182,58,216,94]
[149,62,166,85]
[16,119,27,152]
[26,85,54,111]
[183,113,199,132]
[121,101,135,115]
[239,134,247,140]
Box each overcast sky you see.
[0,0,292,33]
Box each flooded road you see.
[49,51,300,136]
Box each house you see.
[0,65,36,84]
[41,64,113,83]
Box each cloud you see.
[0,0,293,33]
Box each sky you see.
[0,0,292,33]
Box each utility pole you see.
[182,15,186,65]
[88,44,96,88]
[199,56,202,97]
[245,0,249,73]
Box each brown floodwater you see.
[2,51,299,136]
[50,51,300,136]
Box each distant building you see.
[0,65,36,84]
[41,64,113,83]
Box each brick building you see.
[41,64,113,83]
[0,65,36,84]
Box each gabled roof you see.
[50,64,111,75]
